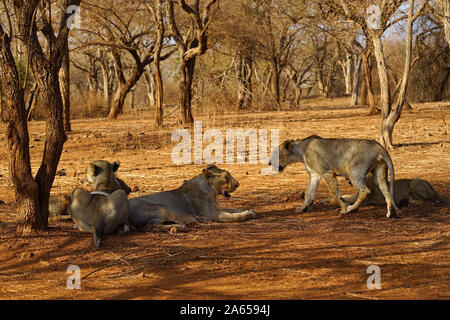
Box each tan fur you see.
[128,165,256,228]
[49,161,131,218]
[339,174,448,207]
[69,160,131,248]
[270,135,399,218]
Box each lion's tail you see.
[379,147,400,212]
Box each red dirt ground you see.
[0,100,449,300]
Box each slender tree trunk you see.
[236,53,245,110]
[270,57,280,106]
[379,0,416,149]
[243,55,253,109]
[340,53,353,95]
[361,51,377,114]
[27,85,39,121]
[144,69,156,107]
[0,82,5,122]
[351,55,362,106]
[100,53,113,109]
[59,40,71,132]
[154,0,165,126]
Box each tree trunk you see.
[351,54,362,106]
[153,0,165,126]
[236,53,245,109]
[100,53,113,109]
[59,40,71,132]
[144,69,156,107]
[379,0,416,149]
[437,0,450,47]
[243,55,253,109]
[0,82,5,122]
[361,50,377,114]
[27,85,39,121]
[34,69,67,229]
[340,53,353,95]
[0,30,40,234]
[270,57,280,106]
[108,66,145,119]
[179,55,195,124]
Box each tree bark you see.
[179,54,195,124]
[0,27,40,234]
[153,0,165,126]
[379,0,416,149]
[351,54,362,106]
[59,40,71,132]
[361,50,377,114]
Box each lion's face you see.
[269,139,295,173]
[202,165,240,198]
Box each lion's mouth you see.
[224,191,231,198]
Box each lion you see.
[49,161,131,218]
[269,135,399,218]
[338,174,448,208]
[128,165,257,228]
[70,160,131,248]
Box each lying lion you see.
[70,160,131,248]
[128,165,257,227]
[337,174,448,208]
[49,161,131,218]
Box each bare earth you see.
[0,100,449,300]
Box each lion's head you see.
[269,139,296,173]
[202,165,240,198]
[85,160,131,194]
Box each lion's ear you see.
[202,169,214,179]
[282,140,293,153]
[112,161,120,172]
[87,163,101,177]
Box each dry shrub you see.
[70,92,109,119]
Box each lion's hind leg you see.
[345,172,371,214]
[322,174,348,214]
[374,163,397,218]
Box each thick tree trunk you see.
[0,30,41,234]
[179,55,195,124]
[108,66,145,119]
[34,69,67,229]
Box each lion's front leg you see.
[216,208,257,222]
